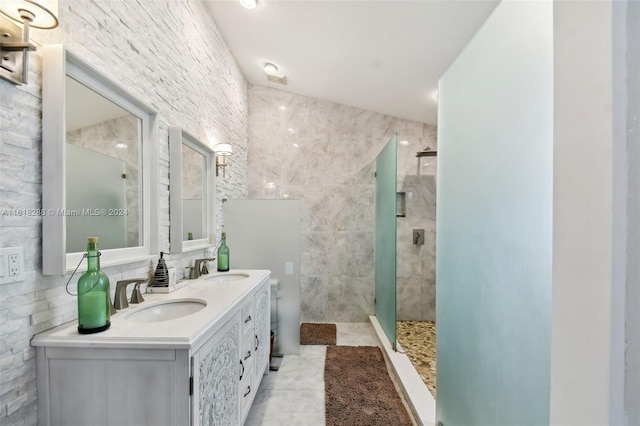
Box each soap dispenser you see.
[150,252,169,287]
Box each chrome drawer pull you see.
[244,350,251,360]
[244,315,252,323]
[244,386,251,397]
[239,359,244,380]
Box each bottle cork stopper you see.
[87,237,99,243]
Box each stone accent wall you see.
[247,85,436,322]
[0,1,248,424]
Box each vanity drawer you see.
[241,299,254,341]
[240,334,254,368]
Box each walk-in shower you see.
[374,137,438,397]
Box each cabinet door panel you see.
[48,354,182,426]
[194,312,240,426]
[254,283,270,379]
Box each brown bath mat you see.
[325,346,412,426]
[300,322,337,345]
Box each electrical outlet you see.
[0,247,24,285]
[8,254,20,276]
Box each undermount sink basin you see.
[206,273,249,283]
[125,299,207,323]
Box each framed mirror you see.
[42,45,158,275]
[169,128,216,253]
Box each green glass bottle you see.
[217,231,229,272]
[77,237,111,334]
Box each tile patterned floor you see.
[245,323,380,425]
[396,320,437,397]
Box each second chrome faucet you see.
[191,258,216,280]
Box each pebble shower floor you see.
[396,320,437,397]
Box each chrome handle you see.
[239,359,244,381]
[243,386,251,398]
[255,334,259,351]
[244,350,251,361]
[244,315,252,324]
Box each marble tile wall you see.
[397,176,436,321]
[247,86,436,322]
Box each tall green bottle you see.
[77,237,111,334]
[217,231,229,272]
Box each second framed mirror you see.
[169,128,216,253]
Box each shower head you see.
[416,147,437,157]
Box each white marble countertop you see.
[31,269,270,350]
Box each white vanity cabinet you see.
[33,270,271,426]
[193,278,270,426]
[192,311,241,426]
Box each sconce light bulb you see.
[1,0,59,29]
[213,143,233,156]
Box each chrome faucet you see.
[192,258,216,279]
[114,279,148,310]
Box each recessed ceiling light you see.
[278,105,287,111]
[116,143,128,149]
[292,143,299,148]
[240,0,256,9]
[287,128,295,134]
[264,63,278,75]
[399,140,409,146]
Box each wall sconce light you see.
[213,143,233,177]
[1,0,58,85]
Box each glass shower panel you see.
[375,134,398,350]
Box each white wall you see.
[623,2,640,423]
[550,1,628,424]
[436,1,553,424]
[0,1,248,424]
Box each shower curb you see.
[369,316,436,426]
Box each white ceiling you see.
[204,0,499,125]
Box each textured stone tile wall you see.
[247,85,436,323]
[0,1,248,424]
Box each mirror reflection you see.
[181,143,205,241]
[65,76,142,253]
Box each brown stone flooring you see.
[396,320,437,397]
